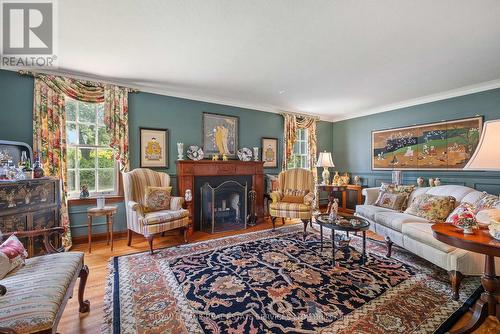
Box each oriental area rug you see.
[102,224,481,334]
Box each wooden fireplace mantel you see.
[177,160,265,234]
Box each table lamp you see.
[316,151,335,185]
[464,120,500,171]
[464,120,500,238]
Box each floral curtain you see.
[30,72,132,249]
[33,78,72,248]
[104,85,129,171]
[282,113,318,170]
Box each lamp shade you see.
[464,120,500,171]
[316,151,335,168]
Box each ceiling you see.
[50,0,500,121]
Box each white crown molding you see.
[5,67,500,124]
[327,79,500,122]
[4,67,327,121]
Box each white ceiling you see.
[51,0,500,121]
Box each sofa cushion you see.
[355,205,395,221]
[0,235,28,279]
[374,192,408,211]
[140,209,189,225]
[425,185,476,204]
[405,194,456,222]
[379,183,415,210]
[474,192,500,212]
[0,252,83,333]
[374,212,430,232]
[402,223,456,253]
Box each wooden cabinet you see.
[0,178,60,257]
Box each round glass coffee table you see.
[315,213,370,266]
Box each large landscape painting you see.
[372,117,482,170]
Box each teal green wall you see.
[332,88,500,194]
[0,69,333,238]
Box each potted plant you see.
[451,210,479,234]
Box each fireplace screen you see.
[200,180,248,233]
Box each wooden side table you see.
[87,206,117,253]
[432,223,500,334]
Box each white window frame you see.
[65,97,119,199]
[288,128,310,170]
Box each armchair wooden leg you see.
[127,229,133,246]
[449,270,464,301]
[301,219,309,240]
[146,235,154,255]
[78,265,90,313]
[183,227,188,243]
[281,217,285,225]
[271,217,277,231]
[385,236,393,258]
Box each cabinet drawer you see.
[0,180,56,211]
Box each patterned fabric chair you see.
[0,227,89,334]
[123,168,189,254]
[269,168,315,234]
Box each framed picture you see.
[140,127,169,168]
[372,116,483,170]
[261,137,278,168]
[202,112,239,158]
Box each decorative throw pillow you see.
[378,183,416,210]
[0,235,28,279]
[404,194,456,222]
[143,186,172,213]
[375,191,408,210]
[474,192,500,212]
[445,203,477,223]
[282,189,308,203]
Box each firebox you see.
[200,180,248,233]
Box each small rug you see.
[103,224,481,334]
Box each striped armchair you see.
[123,168,189,254]
[269,168,315,234]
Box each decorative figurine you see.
[434,177,442,186]
[428,178,435,187]
[80,184,90,199]
[253,147,259,161]
[417,177,425,187]
[329,198,339,221]
[354,175,361,186]
[212,154,219,161]
[333,171,340,186]
[33,155,44,178]
[184,189,192,202]
[341,172,350,185]
[177,142,184,160]
[222,154,228,161]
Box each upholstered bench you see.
[0,228,89,334]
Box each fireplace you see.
[200,180,248,233]
[176,160,265,235]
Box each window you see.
[287,128,310,169]
[65,98,118,198]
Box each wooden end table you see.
[432,223,500,334]
[315,184,347,214]
[87,206,117,253]
[315,213,370,266]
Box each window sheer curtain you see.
[29,72,132,249]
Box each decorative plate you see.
[237,148,253,161]
[187,145,204,161]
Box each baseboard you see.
[72,230,128,244]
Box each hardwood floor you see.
[58,218,499,333]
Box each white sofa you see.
[356,184,500,300]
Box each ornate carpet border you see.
[103,223,482,333]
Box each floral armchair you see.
[269,168,315,234]
[123,168,189,254]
